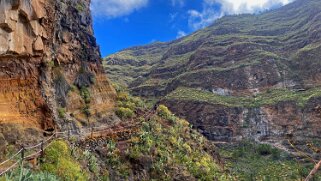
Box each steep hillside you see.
[3,89,318,180]
[0,0,115,151]
[106,0,321,150]
[107,0,321,95]
[1,0,321,179]
[0,1,238,181]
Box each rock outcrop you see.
[163,98,321,143]
[0,0,115,146]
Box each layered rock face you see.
[163,99,321,143]
[106,0,321,150]
[0,0,115,145]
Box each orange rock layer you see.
[0,0,116,143]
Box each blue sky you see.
[91,0,294,57]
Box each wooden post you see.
[68,127,71,141]
[40,140,44,157]
[19,145,25,180]
[305,160,321,181]
[21,145,25,160]
[90,126,94,139]
[39,140,44,164]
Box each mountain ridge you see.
[107,1,319,95]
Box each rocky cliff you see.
[106,0,321,150]
[0,0,115,147]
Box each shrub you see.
[118,101,136,110]
[131,97,145,108]
[57,107,66,119]
[117,92,129,102]
[70,85,77,92]
[46,60,55,68]
[3,168,60,181]
[80,87,91,104]
[112,83,124,93]
[271,147,281,160]
[257,144,273,156]
[128,145,142,160]
[41,140,88,181]
[157,105,177,123]
[116,107,134,119]
[232,147,246,158]
[76,3,85,12]
[83,105,91,117]
[83,150,99,174]
[157,105,172,118]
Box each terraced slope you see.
[106,0,321,96]
[106,0,321,150]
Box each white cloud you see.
[91,0,148,18]
[188,9,221,30]
[177,30,187,38]
[212,0,293,14]
[188,0,295,29]
[171,0,185,7]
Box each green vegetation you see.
[220,141,321,180]
[3,88,320,180]
[115,90,145,119]
[41,140,88,181]
[98,87,231,180]
[115,107,134,119]
[76,3,85,12]
[157,104,177,123]
[1,168,60,181]
[165,87,321,108]
[83,105,91,117]
[103,63,151,87]
[126,113,229,181]
[5,0,319,180]
[46,60,55,68]
[70,85,77,92]
[80,86,91,117]
[83,150,99,175]
[156,104,172,118]
[57,107,66,119]
[80,87,91,104]
[103,140,131,179]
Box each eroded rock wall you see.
[0,0,115,146]
[0,0,47,55]
[163,98,321,147]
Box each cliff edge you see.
[0,0,116,147]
